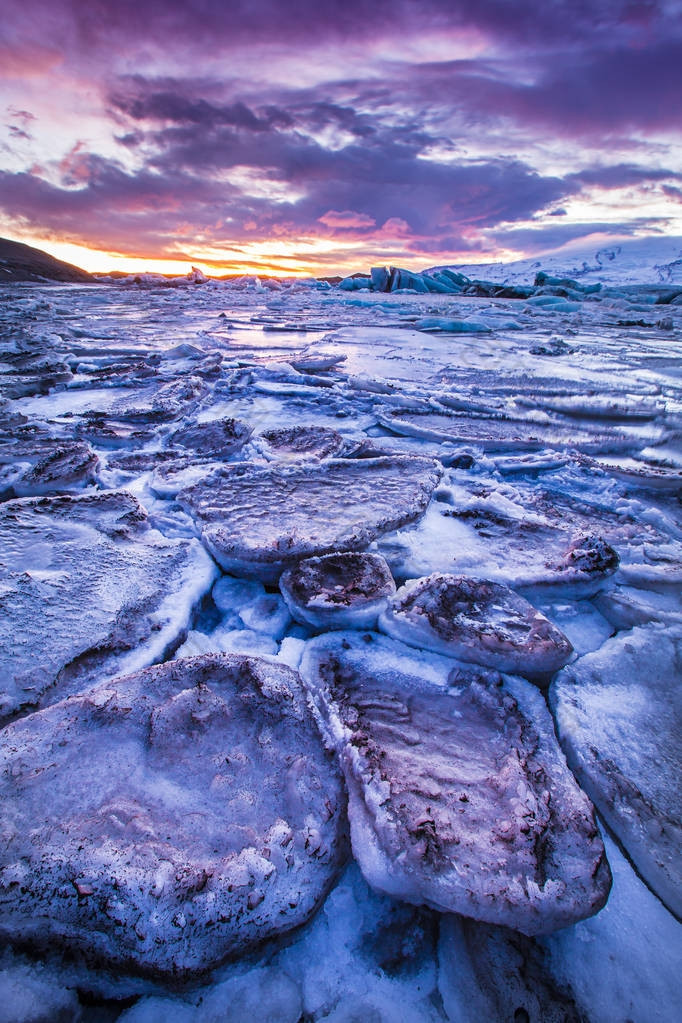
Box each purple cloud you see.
[1,0,680,269]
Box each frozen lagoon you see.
[0,273,680,1022]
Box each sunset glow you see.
[1,1,681,276]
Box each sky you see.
[1,0,681,276]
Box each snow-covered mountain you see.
[431,236,682,287]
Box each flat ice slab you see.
[178,456,441,582]
[379,574,573,681]
[0,654,347,978]
[550,624,682,919]
[0,491,216,718]
[300,631,610,935]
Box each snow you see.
[434,235,682,287]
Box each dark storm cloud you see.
[109,82,573,236]
[0,161,250,254]
[111,90,293,132]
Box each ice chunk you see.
[0,491,217,719]
[209,626,279,657]
[438,917,584,1023]
[0,654,346,977]
[178,457,441,583]
[544,831,682,1023]
[300,631,610,935]
[212,575,265,614]
[3,441,99,498]
[0,954,80,1023]
[238,593,291,639]
[550,625,682,919]
[256,426,345,461]
[528,394,664,420]
[594,585,682,628]
[378,574,573,681]
[378,409,634,455]
[523,533,620,599]
[110,376,206,423]
[169,418,252,459]
[280,552,396,630]
[415,317,491,333]
[594,459,682,493]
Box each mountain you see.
[0,238,94,284]
[429,236,682,287]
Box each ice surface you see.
[1,272,680,1017]
[177,456,441,582]
[550,625,682,918]
[169,418,252,458]
[378,407,635,454]
[438,916,584,1023]
[0,654,347,978]
[0,440,99,498]
[378,573,573,680]
[255,425,346,462]
[300,630,610,935]
[0,954,81,1023]
[543,831,682,1023]
[0,491,217,719]
[280,551,396,630]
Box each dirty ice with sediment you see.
[0,240,681,1022]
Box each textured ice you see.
[256,425,345,461]
[378,486,622,598]
[237,592,291,639]
[543,831,682,1023]
[550,625,682,919]
[378,574,573,680]
[0,654,347,977]
[169,417,252,458]
[300,630,610,935]
[528,393,665,420]
[280,552,396,630]
[438,917,584,1023]
[0,440,99,498]
[119,862,442,1022]
[1,271,680,1015]
[0,491,217,718]
[178,456,441,582]
[378,408,634,454]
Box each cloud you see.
[1,1,680,270]
[318,210,377,229]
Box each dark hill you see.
[0,237,94,283]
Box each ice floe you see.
[0,491,216,719]
[378,574,573,680]
[280,552,396,630]
[177,456,441,582]
[0,266,680,1018]
[0,654,347,978]
[550,625,682,919]
[300,630,610,935]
